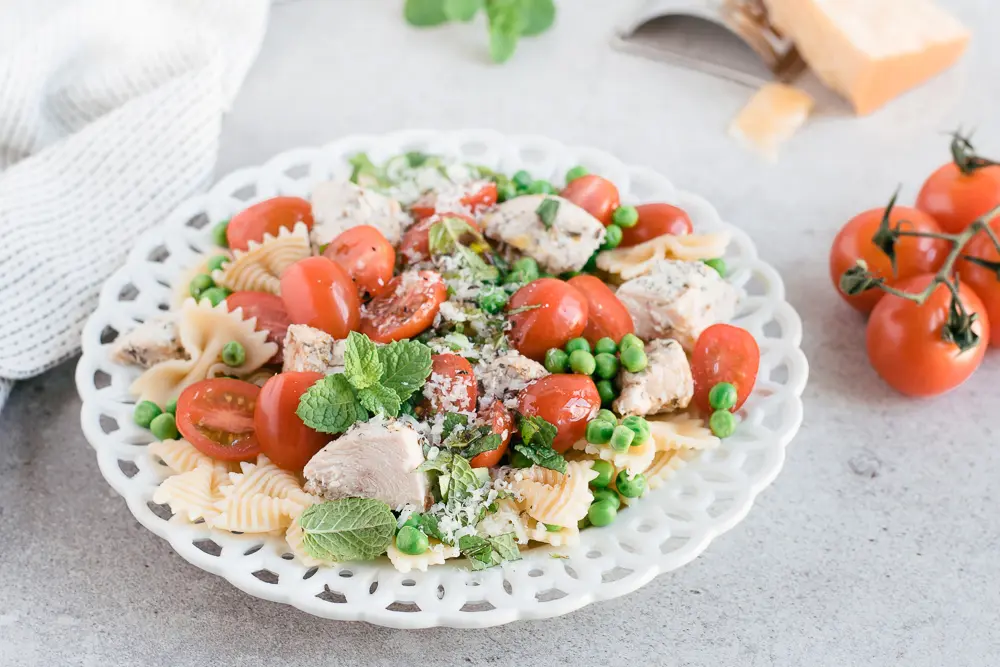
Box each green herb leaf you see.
[299,498,396,562]
[442,413,470,440]
[429,216,501,282]
[377,340,433,402]
[405,151,431,167]
[518,413,557,449]
[348,152,384,187]
[519,0,555,36]
[417,513,449,544]
[459,532,521,570]
[536,197,560,229]
[444,0,481,21]
[297,374,368,434]
[486,0,524,63]
[513,442,567,473]
[462,430,502,459]
[417,450,454,475]
[357,384,403,417]
[405,0,449,26]
[446,453,483,505]
[344,331,383,389]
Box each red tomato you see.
[360,270,447,343]
[829,204,948,313]
[621,204,693,247]
[422,354,477,415]
[957,217,1000,346]
[397,213,477,265]
[471,402,513,468]
[227,197,313,252]
[560,175,620,225]
[566,274,635,345]
[226,291,290,364]
[507,278,589,360]
[176,379,260,461]
[254,372,329,472]
[916,163,1000,234]
[321,225,396,300]
[517,375,600,453]
[410,182,498,219]
[867,274,989,397]
[280,256,361,338]
[691,324,760,415]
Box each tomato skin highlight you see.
[470,402,513,468]
[507,278,589,361]
[254,372,329,472]
[226,291,291,365]
[916,163,1000,234]
[560,175,620,225]
[566,274,635,345]
[957,217,1000,347]
[321,225,396,300]
[517,375,601,453]
[227,196,314,252]
[829,205,948,313]
[622,204,693,247]
[360,271,448,343]
[866,274,989,397]
[280,256,361,339]
[422,354,478,415]
[691,324,760,415]
[176,379,261,462]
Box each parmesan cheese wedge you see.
[729,83,814,161]
[762,0,970,115]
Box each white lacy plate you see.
[75,130,808,629]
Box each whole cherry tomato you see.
[957,217,1000,347]
[621,203,693,247]
[226,291,291,364]
[280,256,361,338]
[830,203,948,313]
[567,274,634,345]
[322,225,396,300]
[507,278,589,360]
[867,274,989,397]
[470,402,513,468]
[916,139,1000,234]
[690,324,760,415]
[254,372,329,472]
[397,213,478,265]
[560,175,620,225]
[360,270,447,343]
[422,354,478,414]
[176,379,260,461]
[227,196,313,252]
[517,374,600,453]
[410,182,498,219]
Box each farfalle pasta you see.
[212,222,310,294]
[597,231,731,280]
[573,435,657,476]
[153,465,221,522]
[386,542,461,573]
[647,414,721,451]
[509,462,598,527]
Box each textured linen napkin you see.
[0,0,271,411]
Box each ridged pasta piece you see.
[171,252,230,309]
[386,542,461,573]
[212,222,311,294]
[130,299,277,405]
[510,462,597,527]
[477,497,530,545]
[597,232,731,281]
[573,434,657,476]
[222,455,316,508]
[149,438,212,474]
[644,448,692,491]
[212,491,300,533]
[647,414,721,451]
[152,465,220,522]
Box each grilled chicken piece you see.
[475,350,549,408]
[613,339,693,417]
[109,314,185,368]
[282,324,347,375]
[309,180,406,247]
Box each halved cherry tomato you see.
[471,402,513,468]
[360,270,447,343]
[567,274,634,345]
[254,372,329,472]
[559,175,620,226]
[867,274,989,396]
[176,379,261,461]
[398,213,478,265]
[227,196,313,252]
[226,291,291,364]
[322,225,396,300]
[691,324,760,415]
[517,375,600,453]
[829,204,948,313]
[507,278,589,361]
[621,203,693,247]
[280,256,361,338]
[422,354,477,414]
[957,217,1000,346]
[410,182,498,219]
[917,163,1000,234]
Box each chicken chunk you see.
[310,179,407,247]
[109,314,185,368]
[481,195,605,274]
[476,350,549,408]
[282,324,346,374]
[303,419,430,510]
[613,339,693,417]
[615,260,739,350]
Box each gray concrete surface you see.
[3,1,1000,665]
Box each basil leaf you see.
[404,0,449,26]
[296,374,367,435]
[536,197,559,229]
[299,499,396,562]
[520,0,555,37]
[444,0,481,21]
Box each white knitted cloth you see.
[0,0,270,411]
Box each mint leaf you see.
[536,197,559,229]
[378,340,432,402]
[299,498,395,562]
[518,413,557,449]
[428,217,501,282]
[489,532,521,562]
[417,450,453,475]
[344,331,382,389]
[442,413,469,440]
[513,442,566,474]
[444,0,480,21]
[297,374,367,434]
[404,0,448,26]
[348,152,384,187]
[486,0,524,63]
[459,532,521,570]
[417,513,449,545]
[520,0,555,36]
[446,453,484,507]
[462,430,502,459]
[357,384,402,417]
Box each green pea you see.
[595,409,617,425]
[592,487,621,510]
[503,270,526,286]
[620,345,648,373]
[601,224,623,250]
[544,524,562,533]
[596,380,616,407]
[199,286,229,307]
[565,337,591,354]
[710,410,737,439]
[585,419,614,445]
[510,450,533,468]
[544,348,569,374]
[616,471,647,498]
[582,253,598,273]
[478,287,509,314]
[212,220,230,248]
[612,205,639,228]
[512,170,533,190]
[497,182,518,202]
[610,425,634,452]
[395,526,429,555]
[565,165,588,183]
[594,337,617,355]
[206,255,229,272]
[527,180,556,195]
[621,415,650,446]
[709,382,738,411]
[704,257,727,277]
[511,257,540,281]
[149,413,179,441]
[619,333,643,352]
[402,513,422,530]
[221,341,246,367]
[590,459,614,488]
[189,273,214,299]
[164,399,177,415]
[569,349,596,376]
[593,352,619,380]
[133,401,162,429]
[587,500,617,527]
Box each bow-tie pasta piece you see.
[508,461,598,528]
[597,232,731,281]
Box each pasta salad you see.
[111,153,760,573]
